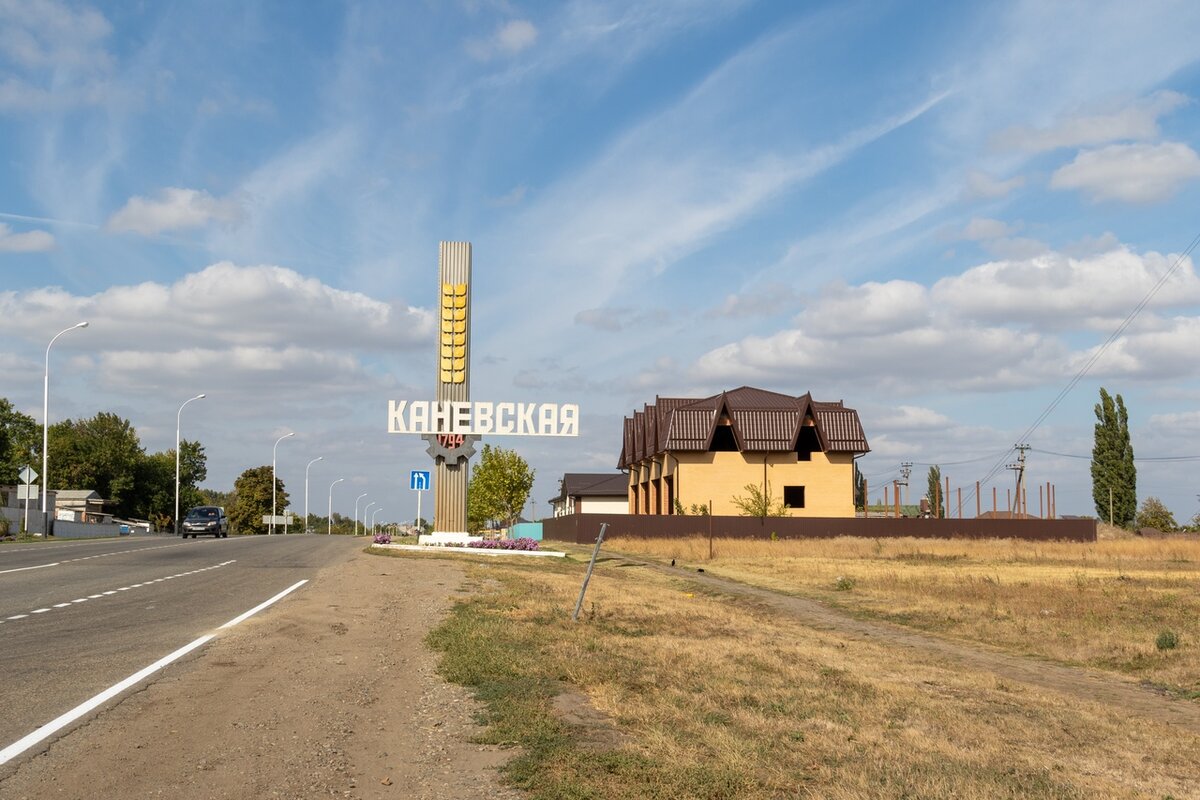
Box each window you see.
[795,426,820,461]
[709,425,738,451]
[783,485,805,508]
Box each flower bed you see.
[466,537,539,551]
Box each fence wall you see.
[0,506,48,535]
[51,519,127,539]
[541,513,1097,545]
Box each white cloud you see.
[991,90,1188,152]
[0,222,55,251]
[0,0,115,112]
[959,217,1014,241]
[706,283,802,319]
[1065,316,1200,380]
[873,405,953,431]
[690,242,1200,395]
[0,261,433,352]
[1147,409,1200,433]
[0,0,112,69]
[692,323,1059,395]
[1050,142,1200,203]
[964,170,1025,199]
[496,20,537,53]
[105,187,244,235]
[933,246,1200,326]
[798,280,929,337]
[466,19,538,60]
[574,306,670,332]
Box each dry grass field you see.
[606,533,1200,696]
[404,540,1200,799]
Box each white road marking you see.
[0,541,213,574]
[0,560,236,628]
[0,577,310,767]
[0,562,60,575]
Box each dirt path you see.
[0,550,520,800]
[661,560,1200,733]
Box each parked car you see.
[181,506,228,538]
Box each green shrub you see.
[1155,630,1179,651]
[834,575,855,591]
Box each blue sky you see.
[3,0,1200,524]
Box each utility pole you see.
[1006,444,1030,517]
[897,462,912,507]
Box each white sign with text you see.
[388,400,579,436]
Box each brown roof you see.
[552,473,629,503]
[617,386,869,468]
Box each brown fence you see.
[541,513,1096,544]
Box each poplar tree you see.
[1091,388,1136,527]
[926,465,944,518]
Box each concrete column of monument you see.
[433,241,472,533]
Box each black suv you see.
[181,506,229,538]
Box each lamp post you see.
[42,321,88,537]
[270,432,294,535]
[370,508,382,536]
[354,492,368,536]
[363,501,376,537]
[175,393,206,536]
[328,478,344,535]
[304,456,323,534]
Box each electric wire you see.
[965,230,1200,499]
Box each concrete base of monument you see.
[419,532,481,546]
[374,542,567,558]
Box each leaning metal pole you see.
[572,523,609,622]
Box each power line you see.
[1030,446,1200,462]
[970,230,1200,494]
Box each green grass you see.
[422,561,1117,799]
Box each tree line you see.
[1,398,208,529]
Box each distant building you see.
[53,490,112,523]
[550,473,630,517]
[617,386,869,517]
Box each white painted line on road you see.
[0,577,311,767]
[0,560,237,629]
[220,579,309,629]
[0,634,215,767]
[0,543,193,574]
[0,562,60,575]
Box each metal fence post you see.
[572,523,609,622]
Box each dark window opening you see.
[795,426,821,461]
[784,485,805,508]
[709,425,738,451]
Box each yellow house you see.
[617,387,869,517]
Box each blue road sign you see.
[410,470,431,491]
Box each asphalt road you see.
[0,534,362,773]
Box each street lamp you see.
[270,432,294,535]
[42,321,88,537]
[175,393,206,536]
[363,501,376,537]
[304,456,323,534]
[370,507,383,536]
[354,492,368,535]
[328,478,344,535]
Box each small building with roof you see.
[617,386,869,517]
[550,472,631,517]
